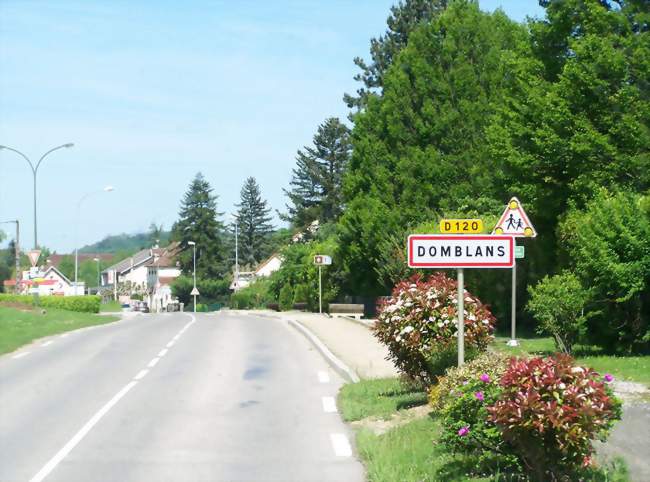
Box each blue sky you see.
[0,0,544,253]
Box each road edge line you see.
[287,319,360,383]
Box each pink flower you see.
[480,373,490,383]
[604,374,614,383]
[475,391,485,402]
[458,426,470,437]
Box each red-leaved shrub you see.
[374,274,496,383]
[487,354,622,481]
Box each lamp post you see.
[188,241,196,312]
[93,257,101,294]
[0,143,74,248]
[0,220,20,291]
[75,186,114,295]
[230,214,239,291]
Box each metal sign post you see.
[318,265,322,315]
[457,268,465,365]
[313,255,332,315]
[492,198,537,347]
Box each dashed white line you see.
[322,396,337,413]
[158,348,168,357]
[318,371,330,383]
[29,381,138,482]
[12,351,31,359]
[166,340,175,348]
[330,433,352,457]
[134,369,149,380]
[41,341,54,347]
[147,357,160,368]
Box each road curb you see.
[287,318,360,383]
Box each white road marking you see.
[173,334,180,341]
[29,381,138,482]
[12,351,31,359]
[41,341,53,347]
[330,433,352,457]
[322,396,337,413]
[166,340,175,348]
[158,348,168,357]
[134,369,149,380]
[147,357,160,368]
[59,333,69,338]
[318,371,330,383]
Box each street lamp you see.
[187,241,197,312]
[75,186,114,295]
[0,219,20,290]
[93,257,101,294]
[0,143,74,248]
[230,214,239,291]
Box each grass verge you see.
[0,305,119,355]
[337,377,428,422]
[492,336,650,386]
[99,300,123,312]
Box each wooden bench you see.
[329,303,364,320]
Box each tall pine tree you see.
[344,0,448,110]
[234,177,274,267]
[283,117,351,227]
[172,173,226,278]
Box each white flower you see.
[468,313,477,321]
[482,320,490,325]
[437,321,444,328]
[401,326,414,334]
[571,367,585,374]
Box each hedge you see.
[0,294,101,313]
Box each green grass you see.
[337,377,428,422]
[0,305,119,355]
[492,336,650,387]
[99,300,123,312]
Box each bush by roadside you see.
[0,293,101,313]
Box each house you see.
[254,253,283,278]
[101,246,163,298]
[14,266,80,296]
[146,242,182,312]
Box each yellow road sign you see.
[439,219,483,234]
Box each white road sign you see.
[408,235,514,268]
[190,287,200,296]
[27,250,41,267]
[314,255,332,266]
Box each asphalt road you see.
[0,311,364,482]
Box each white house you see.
[254,253,283,278]
[146,242,182,312]
[18,266,81,296]
[101,247,162,298]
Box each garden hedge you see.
[0,294,101,313]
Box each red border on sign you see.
[408,235,514,268]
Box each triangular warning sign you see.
[492,197,537,238]
[27,250,42,267]
[190,287,200,296]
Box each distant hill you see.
[79,231,171,254]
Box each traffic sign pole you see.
[508,241,519,347]
[318,265,322,314]
[457,268,465,366]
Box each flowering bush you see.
[487,354,622,481]
[374,274,496,383]
[429,351,512,410]
[439,375,520,475]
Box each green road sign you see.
[515,245,525,259]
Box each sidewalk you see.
[267,310,399,380]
